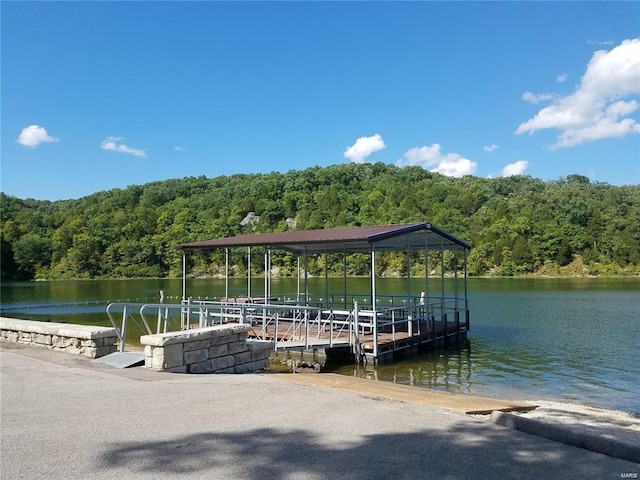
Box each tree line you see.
[1,163,639,280]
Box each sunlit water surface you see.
[1,277,638,413]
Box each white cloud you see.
[522,91,557,104]
[501,160,529,177]
[17,125,59,148]
[556,73,568,83]
[101,137,148,158]
[343,134,386,163]
[516,38,640,149]
[587,39,614,46]
[174,146,185,151]
[397,143,477,177]
[483,144,499,153]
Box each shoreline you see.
[18,271,640,281]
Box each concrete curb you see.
[490,411,640,464]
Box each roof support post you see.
[441,236,445,316]
[264,249,268,302]
[247,247,252,299]
[225,248,229,301]
[454,260,459,310]
[464,248,469,325]
[371,247,377,314]
[407,232,412,306]
[324,247,329,308]
[424,232,429,307]
[370,247,378,360]
[297,256,301,302]
[343,246,347,309]
[304,249,309,304]
[268,248,272,301]
[182,251,187,302]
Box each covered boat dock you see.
[172,223,472,363]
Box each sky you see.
[2,1,639,201]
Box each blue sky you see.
[2,1,639,201]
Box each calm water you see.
[1,277,639,413]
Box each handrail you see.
[106,296,469,358]
[106,302,153,352]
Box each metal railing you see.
[106,295,469,358]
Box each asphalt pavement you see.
[1,343,638,479]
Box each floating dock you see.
[108,223,472,363]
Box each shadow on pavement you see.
[99,424,634,479]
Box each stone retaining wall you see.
[140,323,273,374]
[0,317,118,358]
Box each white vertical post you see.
[441,236,445,315]
[464,248,469,330]
[297,256,301,301]
[264,249,268,303]
[371,248,377,313]
[464,248,468,306]
[407,233,411,304]
[455,262,459,310]
[182,252,187,302]
[119,306,127,353]
[371,248,377,362]
[425,231,429,310]
[247,247,251,299]
[267,248,272,301]
[353,300,361,362]
[343,247,347,309]
[324,248,329,308]
[304,250,309,304]
[225,248,229,301]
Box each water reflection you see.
[327,332,640,414]
[2,277,638,413]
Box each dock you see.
[107,293,469,364]
[108,223,473,363]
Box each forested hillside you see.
[1,163,639,280]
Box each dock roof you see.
[175,222,472,254]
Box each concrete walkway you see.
[1,344,638,479]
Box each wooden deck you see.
[181,299,470,363]
[244,316,468,360]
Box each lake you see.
[1,277,638,413]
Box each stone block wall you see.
[0,317,118,358]
[140,323,273,374]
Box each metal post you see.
[304,250,309,304]
[119,306,127,353]
[267,248,272,301]
[305,308,310,349]
[247,247,251,299]
[407,234,411,303]
[425,232,429,311]
[406,234,412,339]
[441,236,445,316]
[353,300,361,363]
[371,248,377,363]
[455,263,459,311]
[297,256,301,302]
[225,248,229,301]
[371,248,376,313]
[264,249,268,303]
[464,248,470,330]
[324,247,329,309]
[343,247,347,309]
[181,252,187,301]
